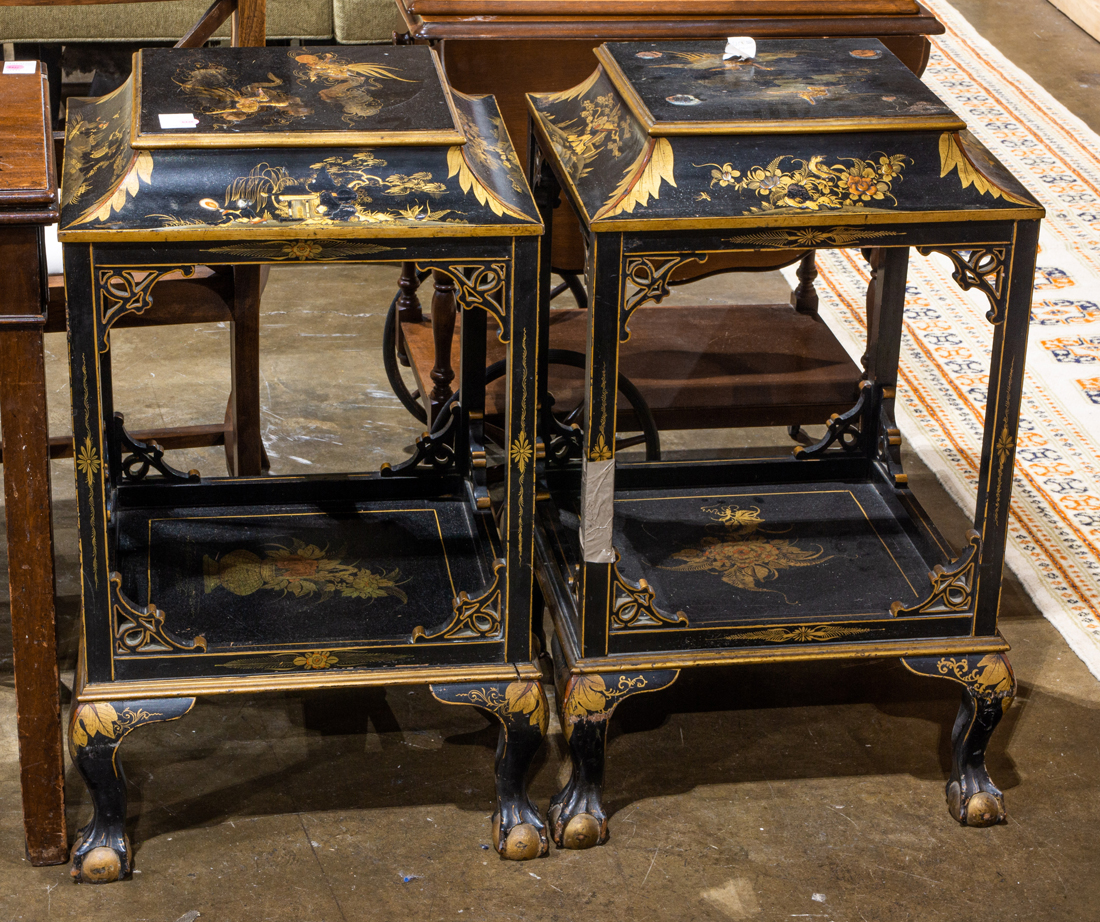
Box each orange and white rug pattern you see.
[784,0,1100,676]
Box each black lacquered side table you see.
[527,38,1043,850]
[60,44,546,881]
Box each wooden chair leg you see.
[428,268,457,425]
[791,251,820,314]
[0,226,67,865]
[396,260,423,367]
[225,263,265,476]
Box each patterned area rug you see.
[782,0,1100,677]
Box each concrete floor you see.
[2,4,1100,919]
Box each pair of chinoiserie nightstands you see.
[526,39,1042,849]
[58,44,549,882]
[55,36,1040,882]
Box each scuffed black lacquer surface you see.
[133,45,461,143]
[600,38,959,129]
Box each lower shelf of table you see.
[537,467,990,661]
[103,491,510,683]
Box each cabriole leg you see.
[902,653,1016,827]
[431,680,549,860]
[549,663,678,849]
[69,697,195,883]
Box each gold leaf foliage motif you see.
[203,538,409,605]
[218,650,414,671]
[295,651,338,669]
[935,655,1015,710]
[541,90,634,182]
[540,69,602,106]
[209,240,394,261]
[452,681,548,732]
[595,138,676,220]
[454,107,527,197]
[589,433,612,462]
[69,703,163,753]
[726,625,879,643]
[63,110,125,208]
[938,133,1031,205]
[80,355,99,586]
[171,52,416,129]
[446,144,531,221]
[561,674,647,741]
[76,436,101,491]
[510,431,533,473]
[724,228,901,248]
[158,159,463,230]
[660,503,831,602]
[696,152,907,214]
[996,425,1015,472]
[71,150,154,226]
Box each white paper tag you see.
[723,36,756,61]
[158,113,199,129]
[3,61,37,75]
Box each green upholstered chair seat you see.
[0,0,403,43]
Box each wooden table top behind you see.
[398,0,943,271]
[0,64,57,224]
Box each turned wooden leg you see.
[791,251,819,314]
[902,653,1016,827]
[428,269,457,425]
[69,697,195,883]
[396,261,423,367]
[549,667,678,849]
[431,680,549,860]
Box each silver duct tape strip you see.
[580,457,615,563]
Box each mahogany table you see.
[0,61,69,867]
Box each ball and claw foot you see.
[548,798,605,850]
[75,846,124,884]
[70,827,129,884]
[948,782,1005,828]
[902,653,1015,829]
[429,680,550,861]
[493,812,549,861]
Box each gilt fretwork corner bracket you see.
[610,555,688,630]
[412,558,505,642]
[916,246,1009,324]
[95,266,198,352]
[621,254,707,341]
[111,572,207,655]
[890,529,981,617]
[417,261,511,343]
